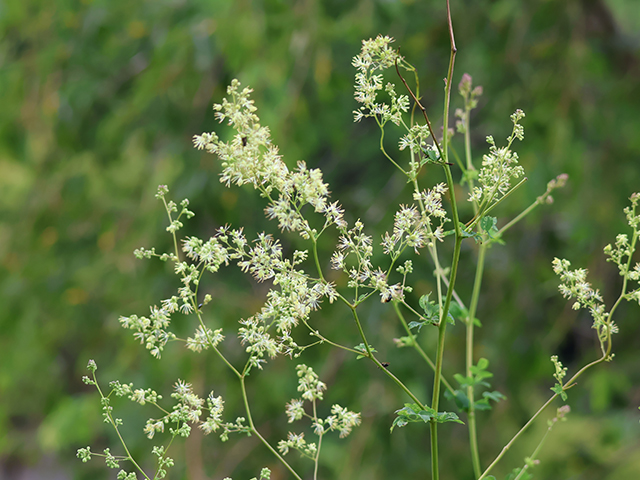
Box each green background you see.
[1,0,639,479]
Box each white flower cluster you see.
[550,355,567,384]
[331,220,375,288]
[189,228,336,368]
[398,124,431,152]
[279,365,361,458]
[127,177,342,367]
[468,110,526,205]
[295,364,327,401]
[123,229,230,358]
[605,193,640,304]
[119,308,177,358]
[352,35,409,125]
[331,206,440,303]
[193,80,347,239]
[383,205,426,254]
[552,257,616,345]
[553,195,640,353]
[278,431,317,457]
[186,325,224,353]
[136,380,248,442]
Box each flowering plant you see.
[77,2,640,479]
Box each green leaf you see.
[453,373,470,386]
[417,294,440,326]
[482,390,507,403]
[391,416,409,430]
[551,383,568,401]
[480,216,500,240]
[445,389,470,410]
[391,404,463,432]
[474,391,506,411]
[408,320,429,332]
[476,357,489,370]
[454,372,488,389]
[448,302,466,320]
[449,303,482,326]
[418,294,433,314]
[446,312,455,325]
[420,145,441,164]
[474,399,493,411]
[434,411,464,424]
[354,343,377,359]
[461,228,482,243]
[470,358,493,382]
[454,358,494,390]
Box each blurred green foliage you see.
[1,0,639,479]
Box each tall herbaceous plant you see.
[77,2,640,479]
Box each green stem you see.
[350,307,426,408]
[430,4,458,478]
[607,222,638,323]
[495,185,553,238]
[466,243,487,478]
[466,177,528,232]
[311,237,326,282]
[479,247,636,480]
[193,308,241,379]
[479,349,615,480]
[438,269,469,316]
[430,231,462,480]
[478,393,557,480]
[393,302,455,396]
[312,399,323,480]
[301,319,362,355]
[239,376,303,480]
[512,412,558,480]
[161,197,181,261]
[378,120,407,175]
[94,373,151,480]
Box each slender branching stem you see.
[480,352,604,480]
[350,306,426,408]
[512,407,565,480]
[378,120,407,175]
[301,319,362,355]
[161,197,181,261]
[466,242,487,478]
[393,302,455,395]
[311,237,326,282]
[94,374,152,480]
[312,399,323,480]
[430,231,461,480]
[479,259,633,480]
[430,3,459,478]
[496,192,543,237]
[477,393,557,480]
[240,376,303,480]
[465,177,528,231]
[395,62,445,163]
